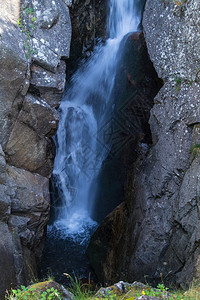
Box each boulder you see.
[30,61,66,108]
[31,0,71,59]
[10,280,74,300]
[0,222,21,296]
[5,166,50,276]
[5,94,59,177]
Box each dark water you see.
[40,220,98,285]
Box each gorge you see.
[0,0,200,298]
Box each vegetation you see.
[173,0,187,5]
[5,277,200,299]
[6,281,62,300]
[171,74,193,92]
[190,143,200,157]
[18,6,37,58]
[64,273,94,300]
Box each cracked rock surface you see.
[0,0,71,295]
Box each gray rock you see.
[6,165,50,257]
[0,222,19,295]
[7,165,50,212]
[0,21,28,148]
[30,61,66,107]
[0,185,11,221]
[143,0,200,81]
[29,0,71,69]
[60,285,74,300]
[32,38,61,72]
[0,145,7,183]
[8,215,30,233]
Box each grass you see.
[65,274,94,300]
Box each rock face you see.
[143,0,200,81]
[66,0,107,78]
[0,0,71,296]
[87,0,200,288]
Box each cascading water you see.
[41,0,143,282]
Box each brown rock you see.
[18,94,59,138]
[5,94,58,177]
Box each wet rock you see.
[70,0,107,52]
[88,202,129,283]
[67,0,107,78]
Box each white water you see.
[52,0,141,235]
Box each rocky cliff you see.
[87,0,200,287]
[0,0,71,295]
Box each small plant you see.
[6,284,62,299]
[18,6,37,58]
[105,289,117,299]
[173,0,187,5]
[134,283,169,298]
[171,74,193,92]
[190,144,200,157]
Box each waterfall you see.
[41,0,143,283]
[51,0,141,235]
